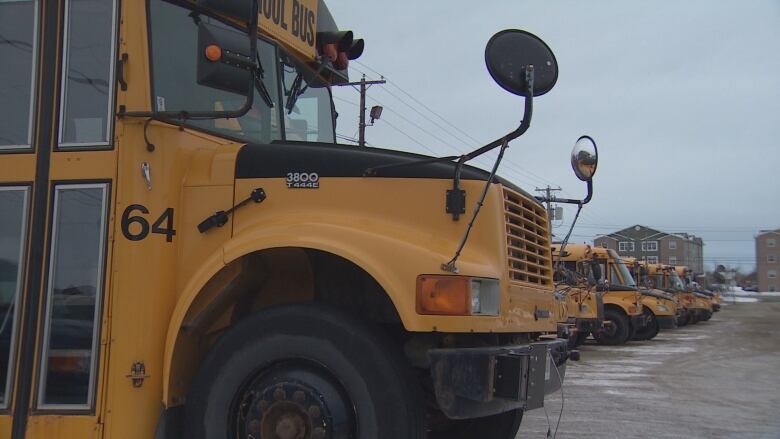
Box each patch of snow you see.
[589,345,696,354]
[565,378,657,389]
[721,296,759,303]
[602,389,666,399]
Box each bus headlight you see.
[416,276,499,316]
[471,278,500,316]
[657,304,669,313]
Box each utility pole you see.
[535,186,562,229]
[336,74,386,146]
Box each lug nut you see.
[308,405,321,419]
[274,387,287,401]
[293,390,306,403]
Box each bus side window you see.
[37,184,109,409]
[0,1,38,150]
[0,187,30,409]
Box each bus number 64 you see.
[121,204,176,242]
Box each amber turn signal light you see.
[205,44,222,62]
[416,275,471,316]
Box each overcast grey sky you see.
[329,0,780,272]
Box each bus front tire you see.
[632,309,659,341]
[182,303,425,439]
[594,309,630,345]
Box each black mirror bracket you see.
[536,178,593,206]
[446,65,534,221]
[442,66,534,273]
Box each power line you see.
[347,62,571,190]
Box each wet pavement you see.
[518,298,780,438]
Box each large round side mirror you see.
[571,135,598,181]
[485,29,558,97]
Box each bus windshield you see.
[613,258,637,288]
[148,0,334,144]
[670,272,685,291]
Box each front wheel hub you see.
[243,382,328,439]
[234,362,356,439]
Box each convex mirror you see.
[571,135,598,181]
[485,29,558,97]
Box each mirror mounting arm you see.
[536,179,594,206]
[446,66,534,221]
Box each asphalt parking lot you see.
[517,297,780,439]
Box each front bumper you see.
[657,315,677,330]
[428,339,568,419]
[575,317,602,334]
[713,303,721,312]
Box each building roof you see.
[757,229,780,237]
[593,224,703,245]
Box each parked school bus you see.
[0,0,604,438]
[674,266,714,322]
[621,257,677,340]
[645,263,697,326]
[552,245,604,347]
[554,245,644,345]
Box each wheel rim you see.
[232,361,357,439]
[602,321,618,337]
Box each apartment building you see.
[756,229,779,292]
[594,225,705,274]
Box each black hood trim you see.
[235,141,539,200]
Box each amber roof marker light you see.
[205,44,222,62]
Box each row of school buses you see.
[552,244,720,347]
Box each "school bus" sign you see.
[259,0,318,61]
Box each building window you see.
[641,241,658,252]
[769,255,777,264]
[769,270,777,279]
[601,243,607,248]
[668,256,677,265]
[646,256,658,264]
[768,238,776,248]
[770,286,777,292]
[618,242,634,252]
[669,240,677,250]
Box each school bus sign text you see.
[259,0,318,60]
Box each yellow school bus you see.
[0,1,601,438]
[552,245,604,347]
[621,257,677,340]
[554,244,643,345]
[674,266,713,322]
[645,263,698,325]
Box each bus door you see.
[0,0,118,437]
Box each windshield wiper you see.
[285,72,309,114]
[254,53,274,109]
